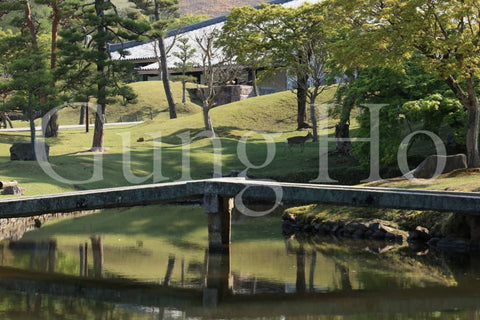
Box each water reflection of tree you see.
[287,237,458,291]
[164,254,176,286]
[91,236,104,278]
[0,290,131,319]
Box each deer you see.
[285,132,313,151]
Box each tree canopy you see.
[57,0,149,151]
[221,3,334,130]
[324,0,480,167]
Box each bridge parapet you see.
[1,178,480,218]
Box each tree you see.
[129,0,179,119]
[195,27,241,136]
[283,3,333,141]
[341,62,462,170]
[0,0,55,160]
[325,0,480,167]
[222,4,330,130]
[36,0,80,137]
[172,37,196,104]
[57,0,149,151]
[56,24,96,132]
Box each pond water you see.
[0,205,479,319]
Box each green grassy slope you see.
[3,80,475,197]
[0,81,344,195]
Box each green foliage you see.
[128,0,178,34]
[324,0,480,167]
[57,0,150,103]
[350,64,466,170]
[0,7,57,117]
[169,13,210,29]
[172,37,195,72]
[117,85,138,105]
[221,2,336,130]
[221,3,332,85]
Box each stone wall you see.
[189,85,256,107]
[0,211,96,241]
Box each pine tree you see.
[172,37,196,104]
[0,0,55,160]
[35,0,81,137]
[57,0,149,152]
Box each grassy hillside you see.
[0,81,347,196]
[53,81,202,126]
[3,79,474,198]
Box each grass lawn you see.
[0,82,351,195]
[1,79,476,284]
[0,80,477,197]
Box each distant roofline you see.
[110,0,297,53]
[166,0,295,38]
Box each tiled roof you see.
[136,62,159,71]
[111,0,323,65]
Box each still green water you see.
[0,205,479,319]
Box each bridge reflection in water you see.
[1,237,480,319]
[2,178,480,317]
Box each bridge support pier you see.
[204,194,233,254]
[203,194,233,306]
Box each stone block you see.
[1,186,25,196]
[10,142,49,161]
[407,154,467,179]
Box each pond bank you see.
[282,204,480,252]
[281,170,480,252]
[0,210,96,242]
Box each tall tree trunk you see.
[182,79,186,104]
[25,0,39,156]
[85,102,89,133]
[466,103,480,167]
[92,0,107,152]
[29,115,37,161]
[28,90,37,161]
[50,0,59,71]
[334,94,354,155]
[91,104,105,152]
[43,0,60,138]
[202,102,215,137]
[79,103,85,125]
[296,72,309,130]
[24,0,38,48]
[164,255,176,286]
[310,103,318,142]
[159,36,177,119]
[466,76,480,168]
[446,75,480,168]
[252,68,259,97]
